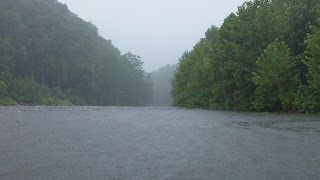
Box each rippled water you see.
[0,106,319,179]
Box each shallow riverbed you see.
[0,106,319,179]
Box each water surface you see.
[0,106,319,179]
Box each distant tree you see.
[152,64,177,106]
[123,52,144,73]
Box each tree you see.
[252,39,297,111]
[298,10,320,112]
[123,52,144,73]
[152,64,177,106]
[0,81,8,98]
[171,0,318,112]
[305,13,320,92]
[171,51,191,107]
[0,0,152,106]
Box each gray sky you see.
[57,0,246,72]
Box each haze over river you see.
[0,106,319,179]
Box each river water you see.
[0,106,319,179]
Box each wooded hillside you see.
[0,0,152,106]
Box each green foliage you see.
[0,0,152,106]
[0,98,17,106]
[252,39,297,111]
[0,81,17,106]
[43,96,71,106]
[172,38,212,108]
[171,51,190,106]
[293,85,320,113]
[66,89,86,106]
[172,0,320,112]
[50,87,67,100]
[171,27,222,108]
[0,81,8,97]
[8,77,43,104]
[300,10,320,112]
[208,40,254,110]
[305,15,320,93]
[0,77,70,106]
[117,52,153,106]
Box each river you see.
[0,106,319,179]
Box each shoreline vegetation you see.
[172,0,320,113]
[0,0,152,107]
[1,0,320,114]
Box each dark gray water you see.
[0,106,319,180]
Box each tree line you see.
[172,0,320,112]
[151,64,177,106]
[0,0,152,106]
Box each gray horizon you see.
[57,0,246,72]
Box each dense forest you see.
[151,64,177,106]
[0,0,152,106]
[172,0,320,112]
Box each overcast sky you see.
[57,0,246,72]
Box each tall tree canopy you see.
[252,39,297,111]
[172,0,320,112]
